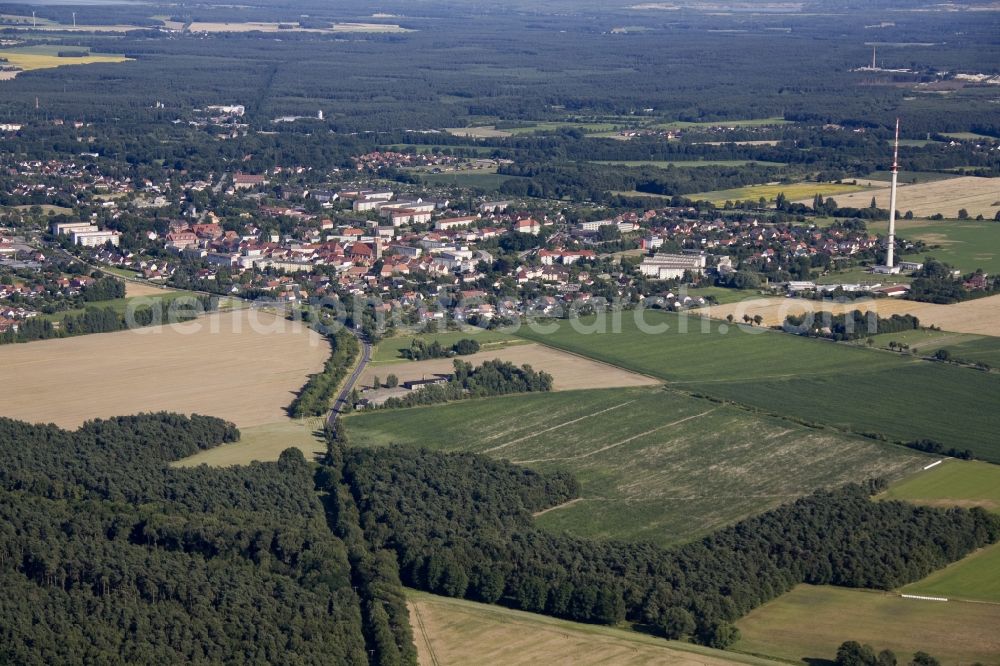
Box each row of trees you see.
[337,445,1000,648]
[400,337,480,360]
[783,310,920,342]
[318,423,417,666]
[0,296,213,345]
[288,328,360,418]
[835,641,940,666]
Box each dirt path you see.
[532,498,586,518]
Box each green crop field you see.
[734,585,1000,665]
[514,313,1000,461]
[345,387,925,545]
[370,328,527,365]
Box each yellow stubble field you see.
[0,310,328,430]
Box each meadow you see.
[514,312,1000,461]
[691,180,884,205]
[346,387,925,545]
[733,585,1000,665]
[878,461,1000,604]
[893,218,1000,274]
[407,590,777,666]
[413,169,519,190]
[593,160,786,169]
[900,543,1000,604]
[173,417,327,467]
[864,329,1000,365]
[0,310,328,429]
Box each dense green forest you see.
[333,444,999,648]
[0,414,375,664]
[1,408,996,659]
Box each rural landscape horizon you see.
[1,0,999,664]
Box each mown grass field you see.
[880,461,1000,604]
[514,312,1000,462]
[346,387,925,545]
[901,544,1000,604]
[691,180,884,205]
[370,328,526,365]
[863,329,1000,365]
[881,459,1000,513]
[892,218,1000,274]
[407,589,779,666]
[733,585,1000,665]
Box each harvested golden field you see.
[174,21,411,33]
[693,181,887,206]
[735,585,1000,665]
[359,342,660,391]
[794,176,1000,219]
[706,294,1000,336]
[0,310,328,429]
[408,591,775,666]
[0,50,131,72]
[124,281,175,297]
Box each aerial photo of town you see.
[1,0,999,663]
